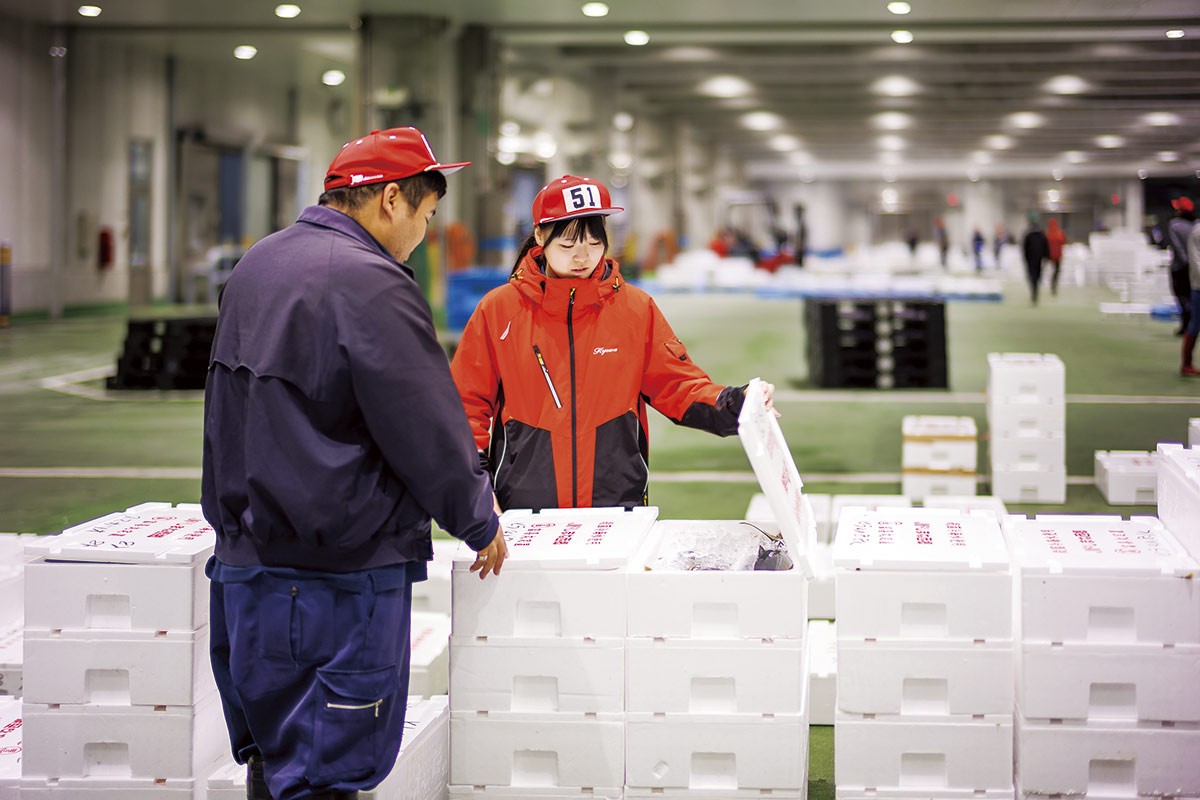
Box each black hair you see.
[318,170,448,212]
[511,215,610,277]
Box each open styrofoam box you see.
[748,492,832,544]
[1019,640,1200,723]
[902,415,977,472]
[809,619,837,726]
[22,627,214,707]
[451,506,658,641]
[838,638,1013,716]
[449,635,624,714]
[833,507,1013,643]
[409,610,451,698]
[0,624,20,698]
[986,352,1064,404]
[24,503,214,565]
[1008,514,1200,646]
[1157,442,1200,554]
[1093,450,1157,505]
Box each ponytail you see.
[512,233,539,277]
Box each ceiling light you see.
[497,151,517,166]
[497,135,523,153]
[983,134,1014,150]
[1141,111,1181,126]
[234,45,258,60]
[1138,168,1149,179]
[274,4,301,18]
[740,111,782,131]
[769,135,801,151]
[581,2,609,16]
[1094,135,1125,149]
[1051,170,1063,182]
[499,120,520,138]
[1043,75,1088,95]
[881,188,899,203]
[788,151,814,166]
[1165,29,1185,39]
[698,75,753,98]
[890,30,914,44]
[1007,112,1045,129]
[613,111,634,131]
[877,135,906,151]
[321,69,345,86]
[78,5,102,16]
[872,111,913,130]
[1157,151,1180,162]
[971,151,993,164]
[1047,189,1061,201]
[967,170,980,182]
[1063,151,1087,164]
[663,46,718,61]
[624,30,650,46]
[887,2,912,14]
[883,172,897,183]
[609,151,633,170]
[871,75,921,97]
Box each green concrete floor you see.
[0,273,1196,794]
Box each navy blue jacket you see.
[201,205,498,572]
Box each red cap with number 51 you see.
[532,175,624,226]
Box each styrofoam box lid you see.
[1159,442,1200,487]
[738,377,814,577]
[902,415,977,439]
[24,502,215,564]
[451,506,658,570]
[833,507,1010,571]
[410,611,450,666]
[986,352,1065,373]
[1095,450,1156,472]
[1009,514,1198,576]
[0,696,19,781]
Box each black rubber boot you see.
[247,755,273,800]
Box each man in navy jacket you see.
[202,127,507,800]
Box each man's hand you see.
[470,524,507,580]
[761,381,781,418]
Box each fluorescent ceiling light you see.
[881,188,899,203]
[699,75,753,98]
[877,135,906,151]
[871,75,921,96]
[274,4,301,18]
[1052,169,1064,181]
[609,151,633,170]
[769,135,801,151]
[1157,151,1180,162]
[1007,112,1045,129]
[872,111,913,130]
[1095,135,1125,149]
[663,46,718,61]
[983,134,1014,150]
[967,170,980,182]
[1141,111,1181,126]
[624,30,650,46]
[499,120,520,137]
[535,139,557,160]
[1063,151,1087,164]
[1043,75,1088,94]
[613,111,634,131]
[581,2,609,17]
[497,151,517,166]
[891,30,914,44]
[887,2,911,14]
[78,5,102,16]
[740,111,782,131]
[234,45,258,60]
[321,69,345,86]
[1047,189,1061,202]
[1165,29,1185,39]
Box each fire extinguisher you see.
[98,227,114,271]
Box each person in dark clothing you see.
[202,127,508,800]
[1045,217,1066,296]
[1167,197,1196,336]
[972,227,985,272]
[1022,219,1050,306]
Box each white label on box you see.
[452,507,658,571]
[833,507,1010,571]
[25,505,215,564]
[1010,515,1196,576]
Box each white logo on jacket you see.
[593,346,618,356]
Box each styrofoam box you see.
[21,688,224,780]
[835,711,1014,793]
[0,565,21,630]
[834,509,1012,643]
[449,636,623,714]
[838,639,1013,716]
[626,637,805,715]
[626,519,810,640]
[986,352,1065,404]
[1190,418,1199,447]
[625,713,809,791]
[988,430,1065,471]
[0,696,19,799]
[901,472,977,501]
[747,493,831,545]
[838,791,1013,800]
[22,627,214,706]
[1009,515,1200,646]
[451,788,621,799]
[989,465,1066,504]
[986,401,1065,438]
[808,541,834,620]
[413,538,455,615]
[0,623,19,698]
[410,611,451,698]
[0,532,38,564]
[1094,450,1157,505]
[449,711,624,789]
[19,777,197,798]
[1157,442,1200,554]
[1015,712,1200,797]
[809,619,836,726]
[831,496,912,538]
[1019,641,1200,723]
[628,790,805,800]
[922,495,1008,520]
[451,507,658,641]
[902,416,977,472]
[25,502,214,565]
[23,556,208,633]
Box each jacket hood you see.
[511,246,625,319]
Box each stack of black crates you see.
[804,298,947,389]
[107,316,217,390]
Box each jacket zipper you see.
[568,288,578,507]
[532,345,562,409]
[327,699,383,717]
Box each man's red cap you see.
[323,127,470,190]
[532,175,624,226]
[1172,197,1195,213]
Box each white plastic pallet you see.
[809,619,837,726]
[1093,450,1157,505]
[0,624,20,698]
[901,472,977,501]
[449,636,624,714]
[1015,712,1200,797]
[990,465,1066,504]
[1157,443,1200,555]
[25,503,214,564]
[449,711,624,789]
[626,637,805,715]
[23,556,208,633]
[837,639,1013,716]
[835,711,1014,793]
[1009,514,1200,646]
[833,507,1010,571]
[1019,641,1200,723]
[22,627,214,707]
[625,712,809,791]
[409,611,451,699]
[921,495,1008,519]
[988,431,1065,470]
[986,353,1065,405]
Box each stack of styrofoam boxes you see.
[0,534,34,699]
[987,353,1066,503]
[1190,418,1199,448]
[410,611,452,698]
[209,695,451,800]
[1093,450,1157,505]
[19,502,224,799]
[0,695,19,800]
[625,376,815,799]
[833,507,1015,800]
[1157,443,1200,558]
[748,491,834,618]
[922,495,1007,519]
[901,415,978,500]
[413,538,456,615]
[808,619,837,726]
[448,506,659,800]
[1008,515,1200,798]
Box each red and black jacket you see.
[450,247,745,510]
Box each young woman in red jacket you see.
[451,174,775,511]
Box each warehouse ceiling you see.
[2,0,1199,180]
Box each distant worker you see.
[971,227,985,273]
[1022,217,1049,306]
[1168,197,1195,337]
[1045,218,1067,296]
[1181,200,1200,376]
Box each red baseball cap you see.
[532,175,624,226]
[323,127,470,190]
[1172,197,1195,213]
